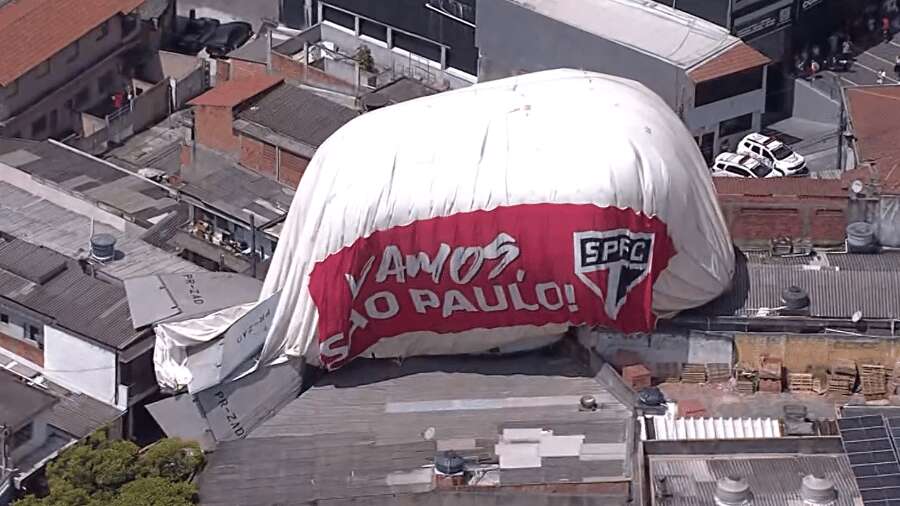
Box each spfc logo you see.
[573,230,654,320]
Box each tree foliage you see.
[13,430,203,506]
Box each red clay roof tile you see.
[189,75,284,108]
[0,0,145,86]
[689,43,770,83]
[845,85,900,193]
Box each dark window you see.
[719,113,754,137]
[98,71,115,94]
[0,314,8,324]
[11,423,33,449]
[322,5,355,30]
[49,110,58,133]
[360,18,388,42]
[31,116,47,137]
[27,324,41,343]
[694,67,764,107]
[34,61,50,78]
[97,20,109,40]
[394,31,442,62]
[726,165,751,177]
[75,87,90,108]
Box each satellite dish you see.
[852,310,863,323]
[851,179,864,195]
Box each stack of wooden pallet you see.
[827,359,857,396]
[890,361,900,396]
[861,364,888,401]
[734,365,757,394]
[705,363,731,383]
[811,366,829,395]
[653,362,682,383]
[788,373,814,393]
[680,363,706,383]
[758,356,783,393]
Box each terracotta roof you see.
[0,0,145,86]
[844,85,900,193]
[688,42,771,83]
[713,177,846,199]
[189,75,284,108]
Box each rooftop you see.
[236,82,359,151]
[0,0,144,85]
[0,179,200,281]
[844,85,900,193]
[687,42,770,83]
[0,235,146,349]
[199,352,635,505]
[688,249,900,320]
[188,74,283,108]
[0,369,57,431]
[649,452,861,505]
[508,0,739,70]
[363,77,442,108]
[0,138,179,227]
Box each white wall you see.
[43,326,117,406]
[576,327,734,369]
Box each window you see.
[6,80,18,97]
[719,113,754,138]
[772,144,793,159]
[34,61,50,78]
[98,71,115,94]
[49,110,58,133]
[0,313,8,324]
[726,166,751,177]
[27,324,41,343]
[694,67,764,107]
[750,144,761,155]
[96,20,109,40]
[31,116,47,137]
[64,40,79,62]
[11,423,33,449]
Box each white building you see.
[476,0,771,163]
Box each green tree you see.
[137,438,205,482]
[13,431,200,506]
[109,477,196,506]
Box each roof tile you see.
[845,85,900,193]
[0,0,144,85]
[689,42,770,83]
[188,75,284,108]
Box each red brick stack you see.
[622,364,652,390]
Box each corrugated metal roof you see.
[198,352,635,504]
[0,181,200,280]
[689,250,900,319]
[650,454,862,505]
[0,236,147,349]
[237,83,359,148]
[0,369,57,430]
[510,0,737,69]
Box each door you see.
[699,132,715,165]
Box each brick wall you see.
[194,105,239,154]
[0,330,43,366]
[237,132,310,189]
[271,52,356,95]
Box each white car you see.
[711,152,778,179]
[736,132,807,176]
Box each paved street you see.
[831,38,900,86]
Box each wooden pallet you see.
[827,375,854,395]
[705,363,731,383]
[831,359,857,378]
[788,373,814,393]
[681,363,707,383]
[653,362,682,383]
[759,378,782,393]
[759,356,783,380]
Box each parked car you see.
[205,22,253,57]
[736,132,808,176]
[175,16,220,54]
[710,152,777,178]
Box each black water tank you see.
[781,285,810,315]
[434,451,465,475]
[90,233,116,262]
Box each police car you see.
[710,152,778,179]
[736,133,807,176]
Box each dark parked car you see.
[205,22,253,57]
[175,16,220,54]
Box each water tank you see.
[714,477,752,506]
[90,233,116,262]
[781,285,810,315]
[801,475,837,505]
[434,451,465,475]
[847,222,878,253]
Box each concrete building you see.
[476,0,771,163]
[0,0,153,140]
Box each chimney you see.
[714,476,752,506]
